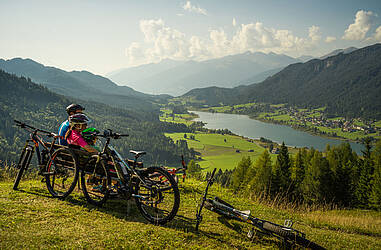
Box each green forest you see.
[0,70,194,166]
[183,43,381,120]
[199,139,381,210]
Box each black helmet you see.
[69,113,89,125]
[66,104,85,115]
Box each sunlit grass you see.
[1,178,380,249]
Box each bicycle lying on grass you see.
[13,120,79,198]
[80,129,180,225]
[196,168,325,249]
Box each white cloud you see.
[183,1,207,15]
[342,10,375,40]
[372,25,381,42]
[232,18,236,27]
[309,25,321,43]
[325,36,337,43]
[126,19,324,66]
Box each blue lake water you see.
[191,111,364,154]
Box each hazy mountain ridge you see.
[320,47,358,59]
[0,58,166,110]
[183,43,381,119]
[108,51,302,96]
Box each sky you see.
[1,0,381,76]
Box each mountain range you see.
[0,58,168,111]
[183,43,381,120]
[107,51,303,96]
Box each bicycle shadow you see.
[16,186,55,198]
[216,216,289,249]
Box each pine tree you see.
[247,149,272,196]
[355,137,374,207]
[272,142,291,195]
[301,151,331,204]
[370,140,381,209]
[231,156,252,191]
[326,143,357,206]
[290,148,306,197]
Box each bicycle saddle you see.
[129,150,146,158]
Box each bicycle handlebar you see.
[98,129,129,139]
[14,120,57,137]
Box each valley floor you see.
[0,179,380,249]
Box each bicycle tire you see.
[263,222,325,249]
[134,166,180,225]
[81,155,110,206]
[13,146,33,190]
[45,148,79,199]
[262,222,294,238]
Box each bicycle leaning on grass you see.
[13,120,79,199]
[80,129,180,225]
[195,168,325,249]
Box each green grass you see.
[159,111,197,126]
[1,178,380,249]
[166,133,278,171]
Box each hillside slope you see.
[183,43,381,119]
[0,69,192,165]
[0,58,167,110]
[0,178,380,249]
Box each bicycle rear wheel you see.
[81,156,110,206]
[13,146,34,190]
[45,148,79,199]
[134,166,180,225]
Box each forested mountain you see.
[0,58,169,111]
[183,43,381,120]
[0,70,193,166]
[108,51,300,96]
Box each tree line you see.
[200,139,381,210]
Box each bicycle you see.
[165,155,187,183]
[196,168,325,249]
[13,120,79,199]
[80,129,180,225]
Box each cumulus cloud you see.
[183,1,207,15]
[309,25,321,43]
[371,25,381,42]
[325,36,337,43]
[126,19,324,66]
[342,10,375,40]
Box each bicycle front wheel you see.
[45,148,79,199]
[13,146,34,190]
[81,155,110,206]
[134,166,180,225]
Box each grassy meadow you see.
[165,132,297,171]
[1,177,380,249]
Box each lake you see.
[191,111,364,154]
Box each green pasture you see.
[166,132,278,171]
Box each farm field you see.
[0,178,380,249]
[165,132,284,171]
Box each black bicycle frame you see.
[15,120,60,169]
